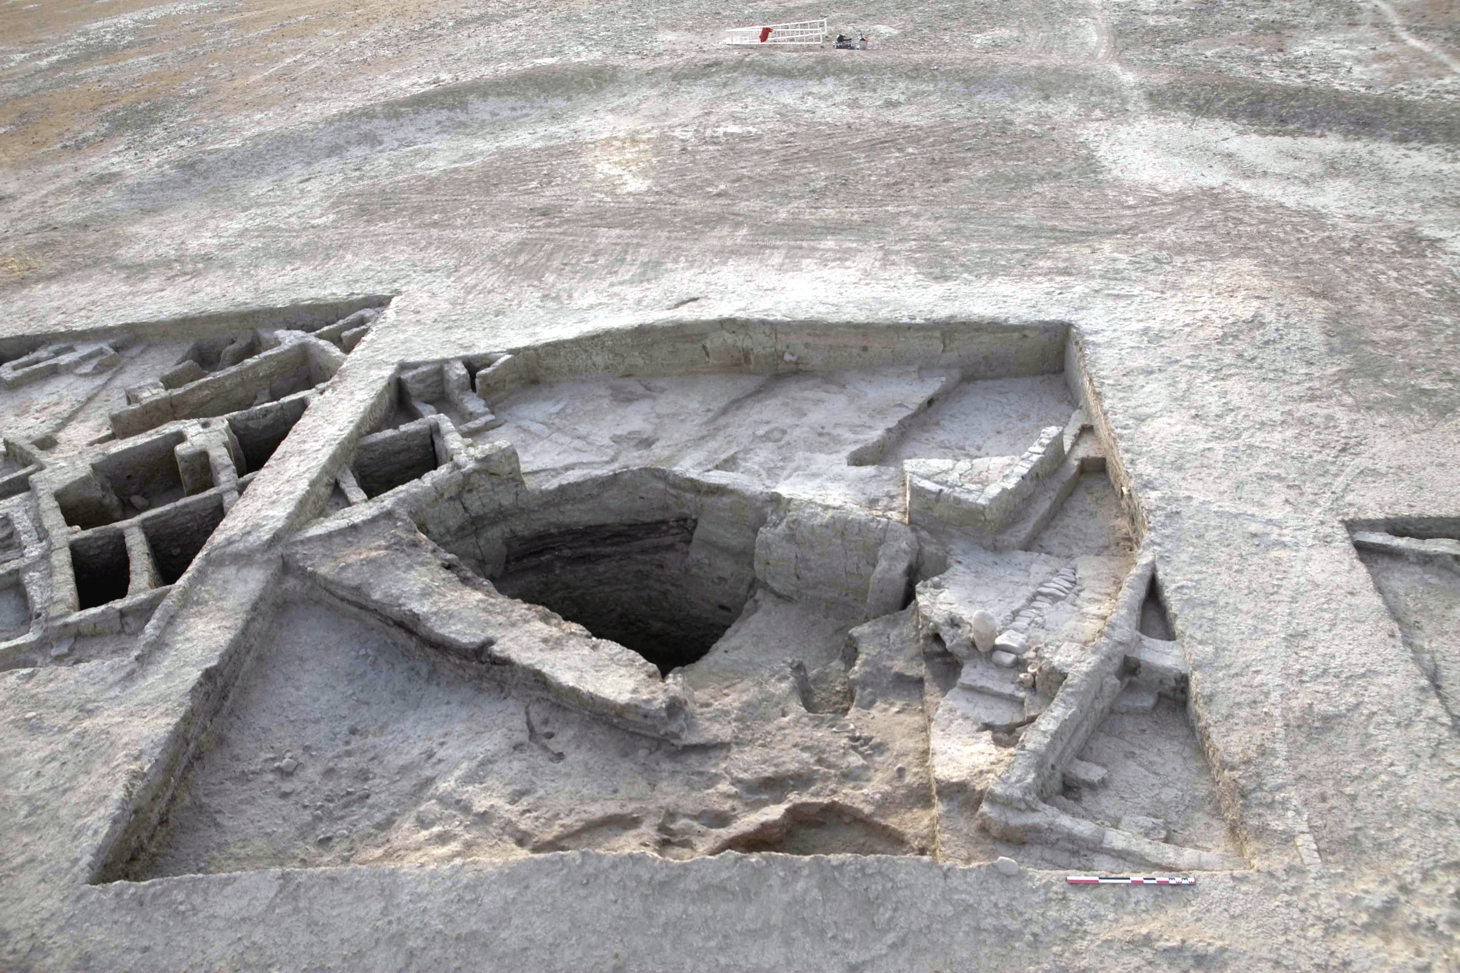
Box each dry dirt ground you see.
[1,0,1459,969]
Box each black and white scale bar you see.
[1066,876,1196,886]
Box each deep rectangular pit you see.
[267,363,316,401]
[71,529,131,609]
[54,476,122,531]
[0,576,30,640]
[352,422,441,499]
[94,431,187,516]
[1139,576,1175,641]
[56,432,190,528]
[227,396,310,474]
[492,518,744,674]
[141,494,227,584]
[182,333,260,374]
[0,515,20,562]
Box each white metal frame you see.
[725,19,827,46]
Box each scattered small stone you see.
[991,650,1017,668]
[316,833,333,845]
[969,610,997,653]
[23,711,38,720]
[1018,671,1036,689]
[129,494,150,511]
[276,757,299,775]
[995,856,1021,877]
[278,785,295,797]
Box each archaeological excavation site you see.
[1,0,1457,970]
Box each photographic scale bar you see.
[1067,876,1197,886]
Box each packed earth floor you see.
[1,0,1458,970]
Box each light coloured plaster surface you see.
[1,0,1459,968]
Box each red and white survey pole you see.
[1067,876,1197,886]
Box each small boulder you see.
[991,650,1018,668]
[994,630,1028,656]
[1063,758,1108,789]
[995,856,1021,877]
[969,609,997,654]
[129,494,151,511]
